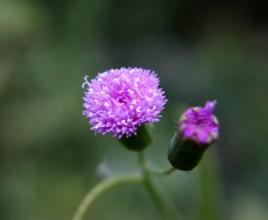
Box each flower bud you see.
[120,124,152,151]
[168,101,219,171]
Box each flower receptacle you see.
[119,125,153,151]
[168,132,208,171]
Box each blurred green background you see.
[1,0,267,219]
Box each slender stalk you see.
[197,149,221,220]
[138,151,176,176]
[147,166,176,176]
[138,151,180,220]
[72,174,142,220]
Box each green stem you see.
[138,151,176,176]
[197,149,221,220]
[147,166,176,176]
[138,151,179,220]
[72,174,142,220]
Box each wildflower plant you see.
[72,67,220,220]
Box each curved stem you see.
[72,174,142,220]
[138,152,176,176]
[138,151,179,220]
[147,166,176,176]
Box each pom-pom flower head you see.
[179,100,219,145]
[82,67,167,138]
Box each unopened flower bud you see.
[168,101,219,171]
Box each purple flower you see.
[82,67,167,138]
[179,101,219,145]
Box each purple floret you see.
[179,101,219,145]
[82,67,167,138]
